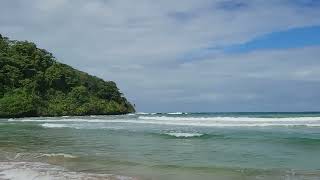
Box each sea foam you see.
[2,152,77,161]
[0,162,135,180]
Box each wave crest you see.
[41,123,70,128]
[164,132,204,138]
[8,116,320,128]
[39,153,77,159]
[138,116,320,122]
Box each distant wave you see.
[136,112,149,115]
[136,112,188,115]
[135,116,320,127]
[164,132,204,138]
[138,116,320,122]
[9,116,320,128]
[136,112,158,115]
[167,112,185,115]
[41,123,70,128]
[40,123,129,130]
[39,153,77,159]
[38,121,320,128]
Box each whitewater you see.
[8,114,320,127]
[1,112,320,180]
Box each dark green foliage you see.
[0,34,135,118]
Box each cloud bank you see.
[1,0,320,112]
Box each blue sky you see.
[225,25,320,53]
[1,0,320,112]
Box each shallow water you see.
[1,112,320,179]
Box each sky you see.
[1,0,320,112]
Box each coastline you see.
[0,112,133,119]
[3,111,320,120]
[1,160,320,180]
[0,161,137,180]
[1,113,320,179]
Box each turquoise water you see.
[1,112,320,179]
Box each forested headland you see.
[0,34,135,118]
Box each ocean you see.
[0,112,320,180]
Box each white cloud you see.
[1,0,320,112]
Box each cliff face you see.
[0,34,135,118]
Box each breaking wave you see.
[167,112,185,115]
[164,132,204,138]
[8,116,320,128]
[138,116,320,122]
[39,153,77,159]
[41,123,71,128]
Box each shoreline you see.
[0,113,134,120]
[1,160,320,180]
[0,161,138,180]
[2,111,320,119]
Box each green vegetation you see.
[0,34,135,118]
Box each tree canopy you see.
[0,34,135,118]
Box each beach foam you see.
[1,152,77,162]
[0,162,135,180]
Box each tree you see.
[0,35,135,118]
